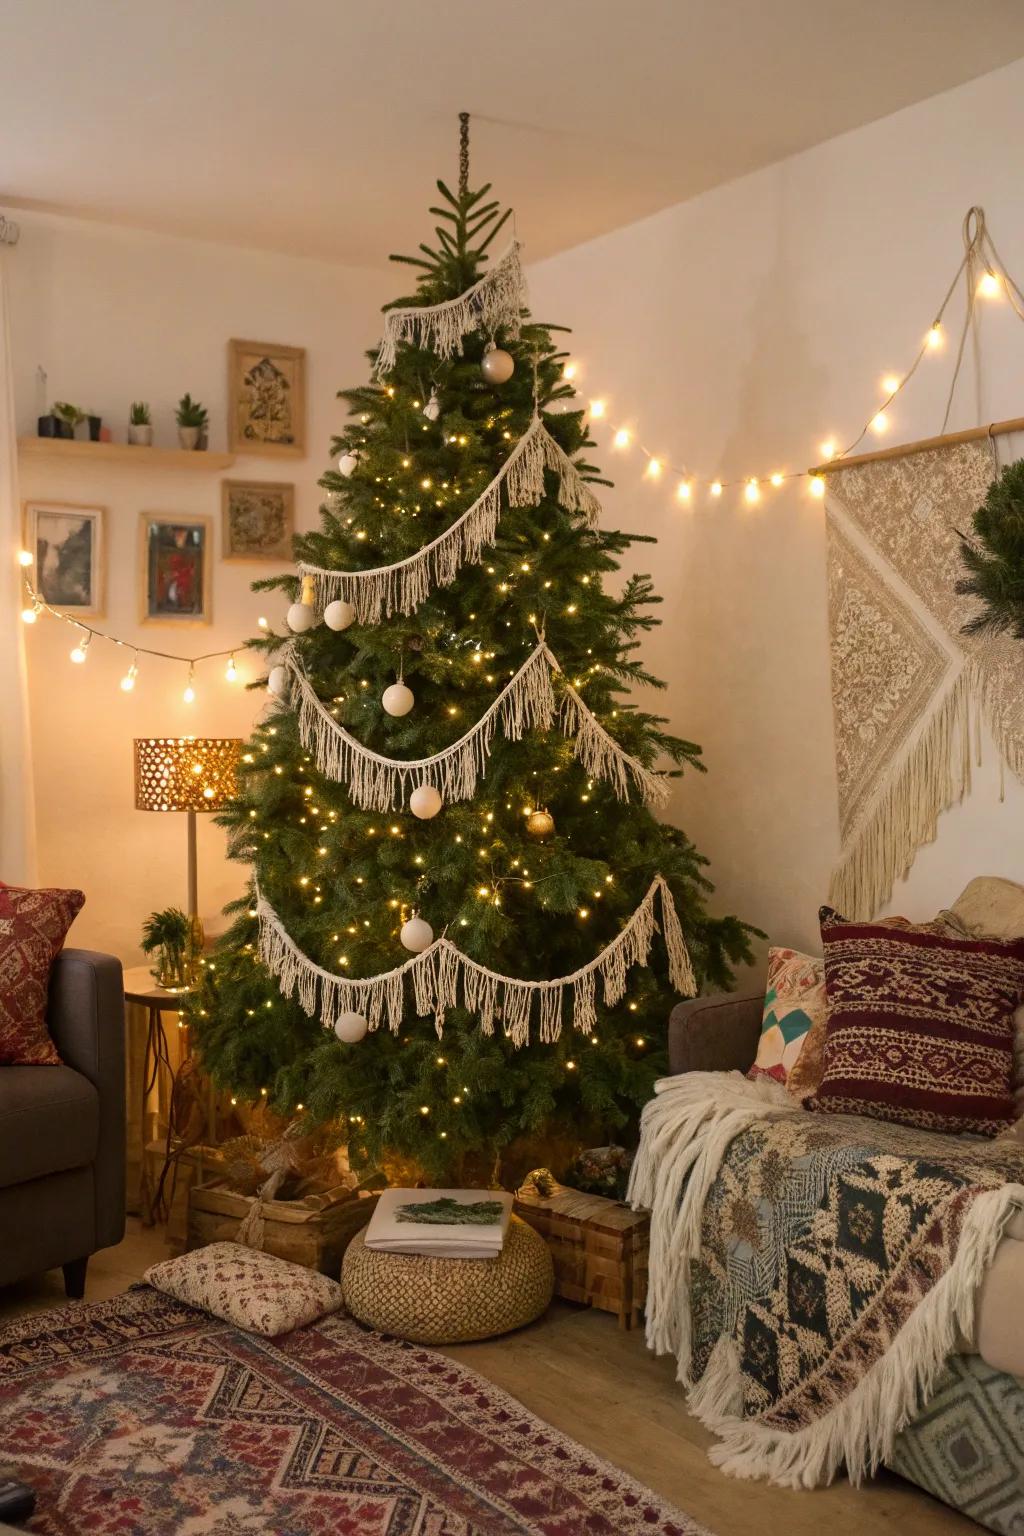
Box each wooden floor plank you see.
[0,1222,975,1536]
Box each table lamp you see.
[133,737,242,947]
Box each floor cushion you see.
[342,1214,554,1343]
[144,1240,345,1336]
[0,1064,98,1189]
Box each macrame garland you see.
[279,639,670,811]
[374,241,524,377]
[301,415,602,624]
[255,875,695,1045]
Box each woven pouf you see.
[341,1215,554,1344]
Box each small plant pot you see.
[128,423,153,446]
[37,414,58,438]
[87,415,102,442]
[55,419,74,439]
[177,426,200,450]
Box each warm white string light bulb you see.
[613,428,631,449]
[225,654,238,682]
[979,269,1002,298]
[120,656,139,692]
[69,630,91,664]
[17,549,32,568]
[21,604,38,624]
[744,478,761,504]
[183,664,196,704]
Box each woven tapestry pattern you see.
[824,436,1024,917]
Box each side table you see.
[122,967,204,1225]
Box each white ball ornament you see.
[286,601,316,633]
[337,450,360,477]
[382,681,414,717]
[400,915,434,953]
[267,665,288,698]
[481,341,515,385]
[423,387,441,422]
[334,1010,369,1043]
[409,783,443,820]
[324,598,356,632]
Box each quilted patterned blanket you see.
[628,1072,1024,1489]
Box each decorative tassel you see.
[375,242,524,376]
[300,416,602,624]
[255,875,694,1045]
[278,639,669,810]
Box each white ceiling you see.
[3,0,1024,267]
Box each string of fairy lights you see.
[565,206,1018,505]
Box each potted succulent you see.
[86,410,102,442]
[140,907,192,989]
[52,401,85,440]
[128,401,153,446]
[176,393,208,450]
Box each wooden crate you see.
[187,1180,378,1277]
[514,1185,649,1329]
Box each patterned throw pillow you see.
[810,907,1024,1136]
[144,1241,345,1336]
[0,882,85,1065]
[749,947,828,1089]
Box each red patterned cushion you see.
[810,906,1023,1136]
[0,883,85,1064]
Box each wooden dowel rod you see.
[808,415,1024,477]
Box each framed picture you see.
[24,500,105,616]
[139,513,212,625]
[221,479,295,562]
[228,338,306,457]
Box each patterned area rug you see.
[0,1287,701,1536]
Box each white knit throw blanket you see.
[627,1071,1024,1489]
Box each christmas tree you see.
[192,121,754,1182]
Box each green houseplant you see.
[176,393,208,451]
[52,401,85,440]
[140,907,192,989]
[128,401,153,447]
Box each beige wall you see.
[529,57,1024,960]
[9,211,391,961]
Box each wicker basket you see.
[514,1185,649,1329]
[187,1179,377,1276]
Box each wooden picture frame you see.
[221,479,295,562]
[227,338,306,457]
[139,512,212,626]
[23,499,105,617]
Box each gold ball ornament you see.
[525,807,555,841]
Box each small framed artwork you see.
[139,513,212,625]
[221,479,295,562]
[228,338,306,457]
[24,500,105,616]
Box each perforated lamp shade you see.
[134,737,242,918]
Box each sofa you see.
[665,881,1024,1534]
[0,950,125,1297]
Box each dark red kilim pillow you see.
[0,882,85,1065]
[810,905,1023,1137]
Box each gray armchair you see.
[0,950,125,1296]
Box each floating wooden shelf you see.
[18,437,236,471]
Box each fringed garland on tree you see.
[302,414,602,623]
[374,240,524,377]
[279,638,670,811]
[255,874,695,1045]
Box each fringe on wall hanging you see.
[280,639,670,811]
[374,241,524,377]
[301,413,603,624]
[255,874,695,1044]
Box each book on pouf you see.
[364,1189,512,1258]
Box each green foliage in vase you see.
[129,401,151,425]
[188,169,756,1183]
[958,459,1024,640]
[52,401,85,427]
[176,393,209,429]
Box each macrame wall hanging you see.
[823,422,1024,919]
[256,874,694,1045]
[282,637,669,812]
